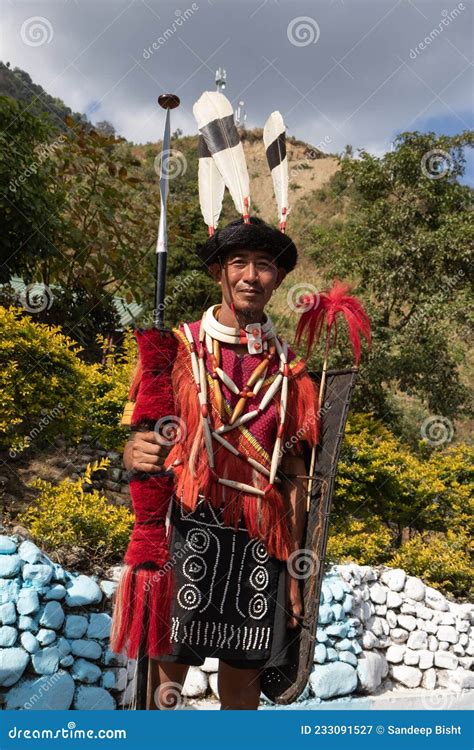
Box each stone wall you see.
[0,532,472,709]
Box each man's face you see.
[209,249,286,315]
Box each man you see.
[123,218,318,709]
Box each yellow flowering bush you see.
[329,412,473,597]
[0,306,134,453]
[389,530,473,599]
[19,458,133,567]
[0,306,93,452]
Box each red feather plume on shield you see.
[294,279,372,365]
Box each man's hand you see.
[286,572,303,628]
[123,431,172,473]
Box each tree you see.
[306,130,473,442]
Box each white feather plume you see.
[193,91,250,219]
[263,111,290,229]
[197,135,225,231]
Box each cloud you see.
[2,0,472,174]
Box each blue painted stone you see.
[317,604,334,625]
[40,601,65,630]
[16,588,39,615]
[58,637,72,657]
[0,647,30,686]
[336,638,355,652]
[64,615,88,639]
[65,575,102,607]
[339,650,358,667]
[5,671,75,710]
[20,631,40,654]
[0,536,17,554]
[71,639,102,660]
[343,594,354,613]
[0,554,20,578]
[37,628,57,646]
[60,655,74,668]
[321,582,333,604]
[0,625,17,647]
[18,541,43,564]
[101,671,116,689]
[347,627,358,638]
[347,617,361,628]
[99,580,117,598]
[316,630,328,643]
[0,601,17,624]
[104,648,127,667]
[314,644,327,664]
[331,603,344,621]
[0,578,20,604]
[352,640,362,655]
[326,648,339,662]
[31,646,60,675]
[325,622,349,638]
[18,615,39,632]
[52,564,66,582]
[71,658,102,684]
[74,685,116,710]
[328,578,345,602]
[44,584,67,601]
[22,563,53,588]
[309,662,358,699]
[87,613,112,639]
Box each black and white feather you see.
[197,135,225,233]
[193,91,250,221]
[263,111,290,232]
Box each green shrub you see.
[0,306,93,453]
[19,458,133,567]
[389,530,473,599]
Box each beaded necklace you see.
[182,304,289,496]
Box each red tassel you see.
[111,328,178,659]
[294,278,372,364]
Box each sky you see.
[1,0,473,182]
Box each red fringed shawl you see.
[164,321,319,561]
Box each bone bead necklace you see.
[182,304,290,495]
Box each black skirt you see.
[157,495,293,669]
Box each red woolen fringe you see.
[111,328,178,659]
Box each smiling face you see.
[209,248,287,318]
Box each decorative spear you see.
[110,94,181,710]
[294,279,372,510]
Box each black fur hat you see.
[195,216,298,273]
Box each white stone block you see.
[381,568,406,592]
[434,651,458,670]
[391,665,422,688]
